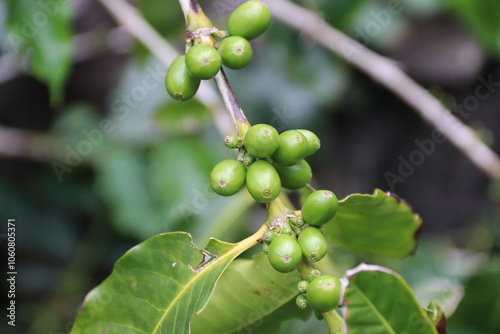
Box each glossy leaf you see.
[71,232,257,333]
[324,189,422,258]
[191,253,303,334]
[6,0,72,103]
[345,264,438,334]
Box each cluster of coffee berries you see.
[165,1,271,101]
[209,124,321,202]
[295,269,342,314]
[262,190,338,270]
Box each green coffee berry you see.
[272,130,308,166]
[185,45,222,80]
[246,160,281,202]
[165,55,200,101]
[267,234,302,273]
[224,136,240,149]
[218,36,253,69]
[298,129,321,156]
[297,280,309,293]
[281,227,292,235]
[227,1,271,40]
[307,269,321,281]
[262,230,276,244]
[296,294,308,310]
[306,275,341,313]
[273,160,312,190]
[298,227,328,263]
[244,124,280,158]
[301,190,338,226]
[210,159,246,196]
[242,153,255,166]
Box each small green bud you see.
[262,242,269,254]
[262,230,276,244]
[290,217,304,227]
[297,280,309,293]
[307,269,322,282]
[224,136,240,148]
[296,294,308,310]
[242,153,255,166]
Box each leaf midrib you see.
[351,282,396,334]
[151,241,247,334]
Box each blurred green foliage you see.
[1,0,500,333]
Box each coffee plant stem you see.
[213,70,251,137]
[178,0,250,136]
[323,309,345,333]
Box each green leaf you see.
[324,189,422,258]
[6,0,72,104]
[448,268,500,334]
[148,137,219,225]
[95,146,163,239]
[71,231,262,334]
[424,302,447,334]
[191,253,304,334]
[447,0,500,57]
[345,264,437,334]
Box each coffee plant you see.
[71,1,447,333]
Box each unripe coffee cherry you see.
[165,55,200,101]
[218,36,253,69]
[298,227,328,263]
[246,160,281,203]
[297,129,321,156]
[185,45,222,80]
[301,190,338,226]
[244,124,280,158]
[272,130,308,166]
[210,159,246,196]
[273,160,312,190]
[296,294,308,310]
[267,234,302,273]
[306,275,341,313]
[227,1,271,40]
